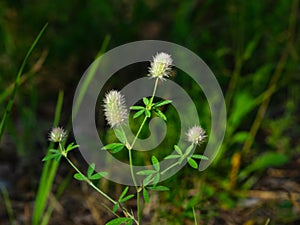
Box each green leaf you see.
[87,163,95,178]
[143,97,149,106]
[174,145,183,155]
[184,145,194,157]
[119,186,129,201]
[112,202,119,213]
[102,143,124,153]
[153,173,160,186]
[66,143,79,153]
[73,173,86,181]
[143,174,153,186]
[90,172,108,180]
[178,156,185,165]
[147,185,169,191]
[188,158,198,169]
[143,188,149,204]
[133,109,145,119]
[164,154,181,160]
[192,154,209,160]
[145,110,151,118]
[154,109,167,121]
[42,153,60,162]
[106,217,133,225]
[153,100,172,107]
[130,105,145,110]
[49,149,60,154]
[120,194,134,203]
[151,156,160,171]
[114,129,127,144]
[136,170,157,175]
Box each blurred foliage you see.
[0,0,299,224]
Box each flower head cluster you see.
[148,52,173,80]
[103,90,128,128]
[186,125,206,145]
[49,127,68,143]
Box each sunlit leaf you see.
[87,163,95,178]
[153,100,172,107]
[143,97,149,106]
[73,173,86,181]
[133,109,145,119]
[188,158,198,169]
[152,156,160,171]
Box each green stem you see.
[161,161,180,175]
[137,190,141,224]
[149,78,159,106]
[127,78,159,224]
[64,156,117,205]
[130,116,148,149]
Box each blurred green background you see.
[0,0,299,224]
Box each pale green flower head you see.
[103,90,128,128]
[148,52,173,80]
[49,127,67,143]
[186,125,206,145]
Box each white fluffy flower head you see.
[148,52,173,80]
[186,125,206,145]
[103,90,128,128]
[49,127,67,143]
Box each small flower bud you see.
[148,52,173,80]
[186,125,206,145]
[103,90,128,128]
[49,127,67,143]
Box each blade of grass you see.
[0,23,48,142]
[40,173,72,225]
[0,50,48,103]
[72,34,110,117]
[1,187,16,225]
[32,91,64,225]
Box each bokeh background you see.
[0,0,300,224]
